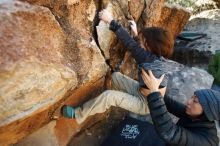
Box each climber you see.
[60,9,174,124]
[208,50,220,92]
[140,69,219,146]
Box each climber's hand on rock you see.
[99,9,113,24]
[128,20,138,37]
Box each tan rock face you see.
[13,77,106,146]
[0,1,66,71]
[0,58,77,126]
[20,0,108,83]
[0,0,108,145]
[97,1,128,63]
[141,2,190,38]
[97,0,144,62]
[157,4,191,38]
[0,0,78,124]
[141,0,165,27]
[97,0,145,70]
[128,0,145,21]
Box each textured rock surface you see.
[12,78,106,146]
[140,0,165,27]
[186,9,220,53]
[194,0,220,13]
[96,0,128,64]
[128,0,145,21]
[172,9,220,68]
[138,0,190,38]
[165,60,213,103]
[0,0,77,126]
[157,3,191,38]
[0,59,77,126]
[0,0,108,145]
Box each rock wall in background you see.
[194,0,220,14]
[0,0,195,146]
[157,3,191,38]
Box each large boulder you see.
[0,1,108,145]
[165,60,213,103]
[172,9,220,68]
[140,2,191,38]
[140,0,165,27]
[96,1,126,60]
[156,3,191,38]
[0,0,77,126]
[128,0,145,21]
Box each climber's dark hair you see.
[139,27,174,58]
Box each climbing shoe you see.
[61,105,75,119]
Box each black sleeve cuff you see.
[134,36,139,42]
[109,20,121,32]
[147,92,161,102]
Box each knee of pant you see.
[103,90,113,95]
[103,90,122,105]
[111,72,122,86]
[102,90,117,100]
[111,72,121,80]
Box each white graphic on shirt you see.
[120,124,140,139]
